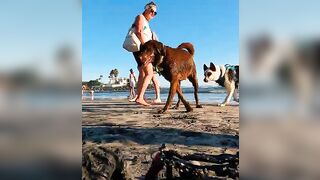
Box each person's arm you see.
[134,15,147,44]
[152,31,159,41]
[133,74,137,82]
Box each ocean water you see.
[82,86,238,104]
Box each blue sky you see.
[0,0,81,72]
[83,0,238,87]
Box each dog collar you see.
[155,66,163,74]
[225,64,236,71]
[154,55,164,75]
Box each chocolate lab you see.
[139,40,202,113]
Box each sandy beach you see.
[82,99,239,179]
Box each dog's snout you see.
[204,78,208,83]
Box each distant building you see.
[103,77,129,88]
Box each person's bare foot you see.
[152,98,162,104]
[128,95,137,102]
[136,98,151,106]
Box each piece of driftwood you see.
[145,144,239,180]
[82,145,129,180]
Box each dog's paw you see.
[186,107,193,112]
[158,109,167,114]
[196,104,203,108]
[218,103,226,107]
[172,105,179,109]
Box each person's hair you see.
[130,69,133,73]
[144,1,157,10]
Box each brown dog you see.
[139,40,202,113]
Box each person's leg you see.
[128,87,131,98]
[136,63,154,106]
[129,87,134,98]
[136,66,145,97]
[130,51,143,101]
[151,73,161,103]
[132,85,136,97]
[129,66,144,101]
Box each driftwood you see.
[82,143,238,180]
[145,144,239,180]
[82,145,128,180]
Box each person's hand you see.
[142,54,154,67]
[143,59,152,67]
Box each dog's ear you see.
[156,47,161,55]
[227,70,236,82]
[203,64,208,71]
[210,62,216,71]
[154,41,165,55]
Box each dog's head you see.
[203,62,221,82]
[139,40,166,67]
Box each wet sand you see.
[82,99,239,179]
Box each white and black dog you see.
[203,63,239,106]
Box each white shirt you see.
[139,14,152,41]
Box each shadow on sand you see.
[83,124,238,148]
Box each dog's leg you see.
[159,80,178,114]
[233,88,239,102]
[188,76,202,108]
[173,98,180,109]
[172,81,181,109]
[176,85,193,112]
[219,83,235,107]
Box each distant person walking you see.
[129,1,161,106]
[129,69,137,99]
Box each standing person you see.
[90,88,94,100]
[129,69,137,99]
[129,1,161,106]
[82,85,86,96]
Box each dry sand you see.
[82,99,239,179]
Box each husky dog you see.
[203,63,239,106]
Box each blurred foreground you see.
[241,0,320,179]
[0,1,81,179]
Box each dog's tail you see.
[177,42,194,55]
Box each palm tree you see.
[98,75,103,82]
[113,69,119,78]
[109,70,114,78]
